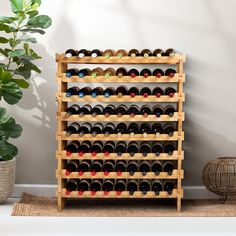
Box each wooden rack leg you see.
[177,196,181,212]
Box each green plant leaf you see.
[20,28,45,34]
[0,37,9,44]
[0,63,6,69]
[0,24,11,33]
[21,37,37,43]
[26,10,38,18]
[0,140,18,160]
[27,15,52,29]
[0,16,17,23]
[10,0,24,13]
[8,49,25,57]
[31,0,41,6]
[13,78,29,88]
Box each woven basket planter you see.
[0,158,16,203]
[202,157,236,203]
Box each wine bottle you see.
[115,123,127,137]
[78,160,91,176]
[128,49,140,58]
[127,161,138,176]
[115,141,127,156]
[65,160,79,174]
[127,141,139,157]
[116,67,128,78]
[139,142,151,157]
[78,104,92,117]
[152,105,164,118]
[139,179,151,195]
[66,122,80,136]
[90,179,102,195]
[140,123,151,137]
[140,68,152,78]
[116,86,128,98]
[152,49,164,58]
[90,49,102,58]
[78,68,91,78]
[165,87,176,97]
[90,161,103,176]
[128,68,139,78]
[78,122,92,136]
[103,104,116,117]
[114,180,126,195]
[65,49,78,58]
[103,87,116,98]
[140,87,152,97]
[103,160,115,175]
[91,105,104,117]
[116,105,128,117]
[65,68,79,78]
[91,67,104,78]
[140,105,152,118]
[152,87,164,98]
[164,48,175,57]
[163,142,175,156]
[164,180,174,195]
[152,123,163,137]
[104,68,116,78]
[66,180,78,193]
[77,179,90,195]
[151,142,163,157]
[163,124,175,137]
[115,49,128,59]
[127,123,139,137]
[102,179,114,195]
[151,160,162,176]
[127,180,138,195]
[164,105,176,117]
[115,160,126,176]
[103,123,115,137]
[165,68,176,78]
[141,49,152,58]
[91,87,104,98]
[91,123,104,137]
[127,105,140,117]
[90,141,103,156]
[77,141,91,156]
[66,86,80,97]
[128,87,139,98]
[66,141,80,155]
[139,161,151,176]
[103,141,115,156]
[163,161,175,176]
[66,104,80,117]
[151,180,163,196]
[103,49,115,59]
[78,87,92,98]
[78,49,90,58]
[153,68,164,78]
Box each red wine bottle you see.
[140,105,152,118]
[127,141,139,157]
[103,49,115,59]
[90,179,102,195]
[128,49,140,58]
[66,180,77,192]
[116,67,128,78]
[66,104,80,117]
[65,160,79,174]
[151,180,163,196]
[104,104,116,117]
[91,67,103,78]
[151,160,162,176]
[77,179,90,195]
[116,86,128,98]
[127,123,139,137]
[78,68,91,78]
[139,161,151,176]
[140,87,151,97]
[165,68,176,78]
[116,105,127,117]
[103,160,115,176]
[90,161,103,176]
[114,180,126,195]
[77,141,91,156]
[65,49,78,58]
[104,68,116,78]
[152,87,164,98]
[91,87,104,98]
[163,161,175,176]
[115,49,128,59]
[164,48,175,57]
[128,68,139,78]
[140,68,152,78]
[140,123,151,137]
[78,122,92,136]
[152,105,164,117]
[90,49,102,58]
[78,49,90,58]
[127,105,140,117]
[151,143,163,157]
[164,180,174,195]
[66,68,79,77]
[78,87,92,98]
[128,87,139,98]
[103,141,115,156]
[66,141,80,155]
[163,142,175,156]
[78,160,91,176]
[115,141,127,156]
[127,161,138,176]
[164,105,176,117]
[90,141,103,157]
[164,87,176,97]
[139,179,150,195]
[91,123,104,137]
[139,142,151,157]
[103,87,115,98]
[127,179,138,195]
[66,86,80,97]
[91,105,104,117]
[141,49,152,58]
[152,123,163,137]
[66,122,80,136]
[115,123,127,136]
[163,124,176,137]
[115,160,126,176]
[152,49,163,58]
[153,68,164,78]
[103,123,115,137]
[102,179,114,195]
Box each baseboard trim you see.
[12,184,217,199]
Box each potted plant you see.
[0,0,52,203]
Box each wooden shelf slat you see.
[58,151,184,161]
[59,170,184,179]
[60,112,185,122]
[61,189,183,199]
[60,74,185,83]
[58,131,184,141]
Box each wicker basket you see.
[0,158,16,203]
[202,157,236,203]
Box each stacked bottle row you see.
[66,122,176,137]
[65,141,175,157]
[65,86,176,98]
[65,48,176,59]
[65,67,176,78]
[65,179,176,196]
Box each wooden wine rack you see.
[56,52,186,212]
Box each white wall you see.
[1,0,236,187]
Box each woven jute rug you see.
[12,192,236,217]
